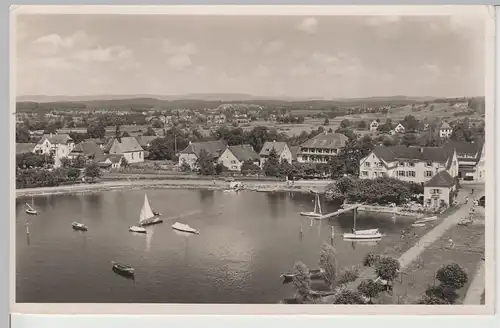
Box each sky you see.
[15,14,486,99]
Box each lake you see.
[16,188,413,303]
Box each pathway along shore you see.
[345,190,484,302]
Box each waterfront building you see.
[178,140,226,169]
[258,141,292,167]
[32,133,75,168]
[68,141,104,161]
[217,144,260,171]
[359,145,459,184]
[423,170,457,210]
[103,136,144,164]
[443,140,485,181]
[296,132,348,164]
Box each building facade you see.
[359,146,459,185]
[439,122,453,138]
[178,140,226,169]
[423,170,457,210]
[217,144,260,171]
[369,120,379,131]
[443,140,484,181]
[32,134,75,168]
[103,137,145,164]
[296,132,348,164]
[258,141,293,167]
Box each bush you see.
[417,295,449,305]
[436,263,468,290]
[357,279,385,302]
[319,243,338,288]
[425,284,459,304]
[333,289,366,304]
[337,266,360,285]
[363,252,381,267]
[375,257,400,282]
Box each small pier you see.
[318,204,360,220]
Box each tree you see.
[436,263,468,290]
[319,243,338,289]
[67,168,80,181]
[401,133,419,147]
[180,162,191,172]
[196,149,216,175]
[323,117,330,125]
[337,266,360,286]
[72,155,86,169]
[340,119,351,129]
[84,163,101,182]
[144,127,156,136]
[241,160,261,176]
[60,157,71,168]
[291,261,312,304]
[152,119,164,128]
[263,148,281,177]
[214,163,225,175]
[363,252,381,267]
[357,279,385,303]
[69,132,88,144]
[87,123,106,139]
[16,126,31,143]
[402,115,419,132]
[122,131,131,137]
[333,289,366,304]
[120,157,128,168]
[374,257,400,283]
[424,284,459,304]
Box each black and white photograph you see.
[11,5,494,314]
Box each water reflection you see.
[198,190,214,204]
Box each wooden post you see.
[310,219,313,227]
[300,224,303,234]
[353,208,357,231]
[25,223,29,235]
[331,226,335,237]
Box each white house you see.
[423,170,457,210]
[33,133,75,168]
[369,120,380,132]
[217,144,260,171]
[439,122,453,138]
[296,132,349,164]
[258,141,293,167]
[394,123,406,134]
[103,137,144,164]
[359,145,459,185]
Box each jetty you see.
[318,204,360,220]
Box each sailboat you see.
[138,193,163,227]
[343,209,383,239]
[300,193,323,218]
[25,197,37,215]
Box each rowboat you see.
[111,261,135,276]
[172,222,199,234]
[72,222,88,231]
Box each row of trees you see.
[16,162,101,189]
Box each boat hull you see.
[129,226,147,233]
[140,217,163,227]
[172,223,199,234]
[353,229,379,235]
[112,263,135,276]
[343,233,383,239]
[25,209,37,215]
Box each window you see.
[409,162,415,167]
[407,171,416,177]
[377,162,383,167]
[362,171,368,176]
[365,162,370,167]
[139,152,142,158]
[231,160,236,164]
[398,170,405,177]
[426,161,432,167]
[432,189,441,194]
[132,153,134,159]
[425,171,433,177]
[399,161,405,166]
[373,172,378,177]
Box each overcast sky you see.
[16,14,486,99]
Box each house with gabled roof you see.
[217,144,260,171]
[443,140,484,181]
[296,132,348,164]
[259,141,292,167]
[423,170,457,210]
[178,140,226,169]
[32,133,75,168]
[359,145,459,184]
[394,123,406,134]
[439,121,453,138]
[68,141,104,161]
[94,154,125,170]
[103,136,144,164]
[369,120,380,132]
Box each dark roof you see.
[299,133,348,149]
[95,154,124,164]
[259,141,288,156]
[373,146,453,163]
[104,137,143,154]
[86,138,106,145]
[16,143,35,154]
[135,136,159,148]
[289,146,300,161]
[70,141,104,157]
[443,140,481,157]
[424,170,456,188]
[37,134,73,145]
[180,140,226,158]
[227,144,259,162]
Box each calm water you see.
[16,189,412,303]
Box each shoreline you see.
[15,179,329,198]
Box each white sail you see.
[25,202,34,211]
[139,193,155,224]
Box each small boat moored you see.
[172,222,199,234]
[25,198,37,215]
[343,232,383,240]
[72,222,88,231]
[111,261,135,276]
[129,225,147,233]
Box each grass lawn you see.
[387,222,485,304]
